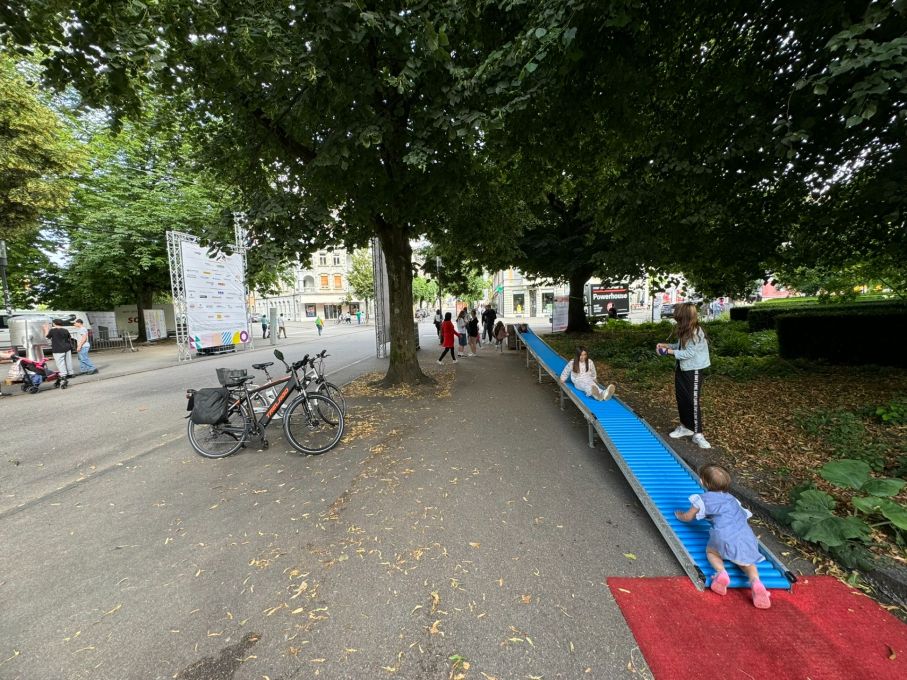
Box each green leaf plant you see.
[788,459,907,567]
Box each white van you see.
[1,310,92,352]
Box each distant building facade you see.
[253,248,364,321]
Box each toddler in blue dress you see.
[675,464,771,609]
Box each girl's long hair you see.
[674,303,703,348]
[572,346,590,373]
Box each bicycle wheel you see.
[187,404,248,458]
[317,381,345,416]
[283,394,344,454]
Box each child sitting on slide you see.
[559,346,616,401]
[675,463,771,609]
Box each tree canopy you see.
[0,52,82,240]
[3,0,903,354]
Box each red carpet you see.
[608,576,907,680]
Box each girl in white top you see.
[559,346,616,401]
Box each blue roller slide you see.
[514,326,795,591]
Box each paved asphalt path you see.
[0,323,677,679]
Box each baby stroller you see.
[13,355,67,393]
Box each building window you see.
[320,274,329,289]
[318,252,327,266]
[513,292,525,315]
[333,274,343,289]
[333,253,341,266]
[302,276,315,293]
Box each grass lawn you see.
[546,320,907,569]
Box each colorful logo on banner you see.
[191,329,250,350]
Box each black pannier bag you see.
[190,387,230,424]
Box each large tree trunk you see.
[565,267,594,334]
[376,223,432,386]
[135,288,153,343]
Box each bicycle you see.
[246,349,344,417]
[186,349,345,459]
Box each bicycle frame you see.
[224,359,309,441]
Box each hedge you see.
[748,299,907,332]
[776,308,907,367]
[729,306,750,322]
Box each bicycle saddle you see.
[252,362,273,370]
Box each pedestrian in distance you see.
[559,345,615,401]
[437,312,460,364]
[492,320,509,352]
[43,319,73,384]
[455,309,469,358]
[72,318,98,375]
[482,305,498,346]
[466,310,480,356]
[261,314,269,338]
[356,309,362,325]
[675,464,771,609]
[434,309,443,340]
[656,301,711,449]
[277,314,287,338]
[315,315,324,336]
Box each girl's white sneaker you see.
[692,434,712,449]
[669,425,694,439]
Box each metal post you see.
[588,420,595,448]
[269,308,278,346]
[0,240,11,315]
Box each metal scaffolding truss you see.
[166,230,197,362]
[371,237,389,358]
[167,226,251,362]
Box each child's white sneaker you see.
[437,360,443,365]
[692,433,711,449]
[669,425,694,439]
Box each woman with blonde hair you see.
[656,302,711,448]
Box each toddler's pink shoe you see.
[709,570,730,595]
[751,580,771,609]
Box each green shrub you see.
[747,299,907,332]
[786,459,907,569]
[729,306,750,322]
[875,396,907,425]
[776,308,907,367]
[797,408,892,472]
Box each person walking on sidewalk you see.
[481,305,497,345]
[356,309,362,325]
[466,310,480,356]
[44,319,74,382]
[277,314,287,338]
[559,346,615,401]
[433,309,443,340]
[437,312,460,364]
[315,315,324,336]
[72,318,98,375]
[455,309,469,358]
[261,314,269,339]
[656,302,711,449]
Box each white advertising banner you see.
[87,311,118,339]
[180,242,250,350]
[552,295,569,332]
[144,309,166,341]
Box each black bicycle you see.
[186,349,345,458]
[247,349,344,417]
